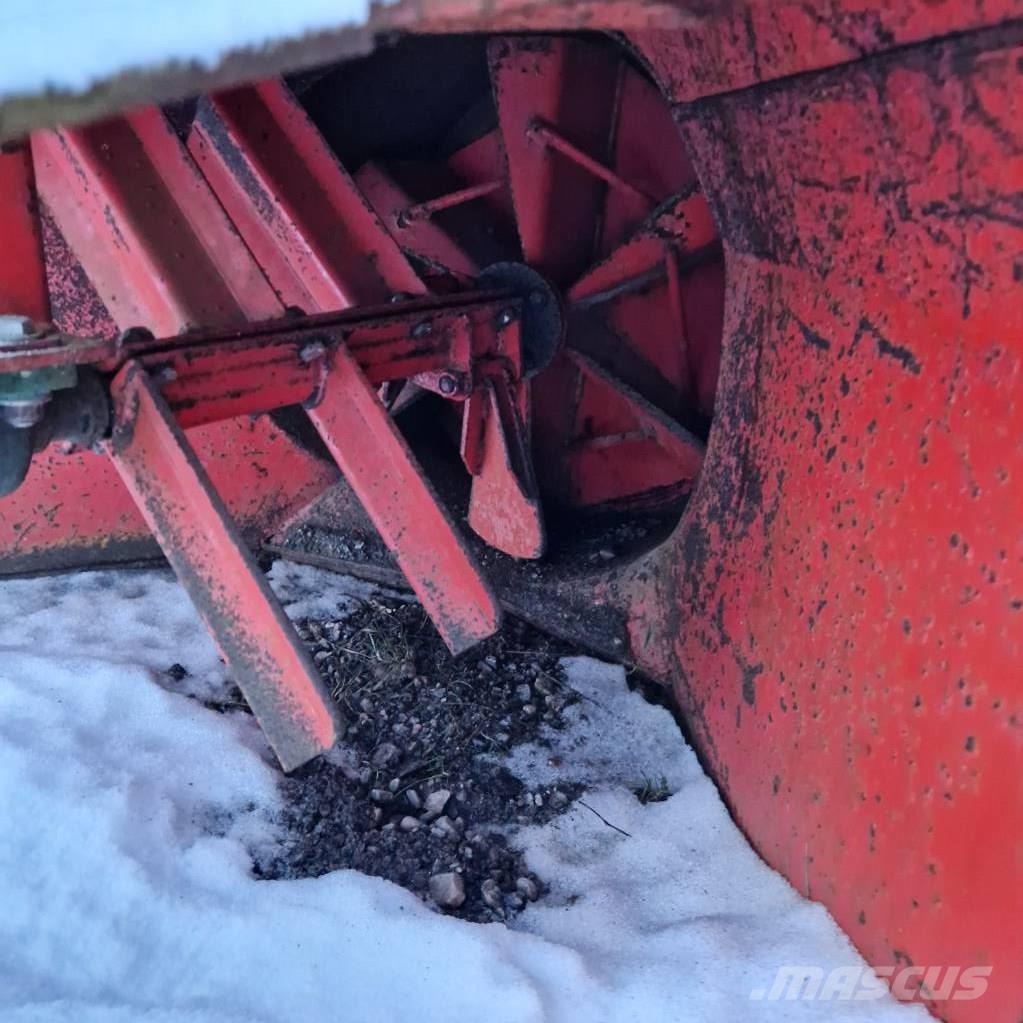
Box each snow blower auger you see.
[0,3,1020,1020]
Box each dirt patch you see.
[242,598,584,921]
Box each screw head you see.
[438,374,457,396]
[412,320,433,339]
[497,307,517,327]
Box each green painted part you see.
[0,364,77,401]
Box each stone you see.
[371,742,400,769]
[421,788,451,821]
[516,876,539,902]
[481,878,503,912]
[429,872,465,910]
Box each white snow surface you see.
[0,565,928,1022]
[0,0,373,101]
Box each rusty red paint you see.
[566,348,704,506]
[105,363,340,771]
[189,89,551,566]
[2,109,337,575]
[3,107,341,768]
[356,161,483,279]
[617,18,1023,1021]
[123,294,507,428]
[568,189,720,423]
[188,79,425,311]
[0,145,48,321]
[307,342,502,654]
[402,179,505,223]
[337,38,724,518]
[630,1,1023,105]
[0,10,1016,1016]
[31,108,282,334]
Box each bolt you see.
[0,316,36,346]
[299,341,326,364]
[438,374,457,396]
[412,320,433,339]
[497,307,517,327]
[0,397,48,429]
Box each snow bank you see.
[0,566,928,1022]
[0,0,373,101]
[503,656,706,791]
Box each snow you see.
[0,0,374,102]
[503,656,705,791]
[0,565,929,1022]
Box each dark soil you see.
[247,597,585,922]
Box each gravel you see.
[251,596,584,922]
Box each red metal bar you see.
[357,161,482,278]
[401,179,504,223]
[104,363,340,771]
[188,79,425,312]
[135,297,505,428]
[31,108,282,335]
[307,343,501,654]
[566,189,720,426]
[528,120,655,206]
[0,145,49,320]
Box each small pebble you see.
[429,872,465,910]
[371,742,400,769]
[516,876,539,902]
[421,789,451,821]
[431,815,460,842]
[481,878,503,912]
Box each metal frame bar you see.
[104,363,341,771]
[307,342,502,654]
